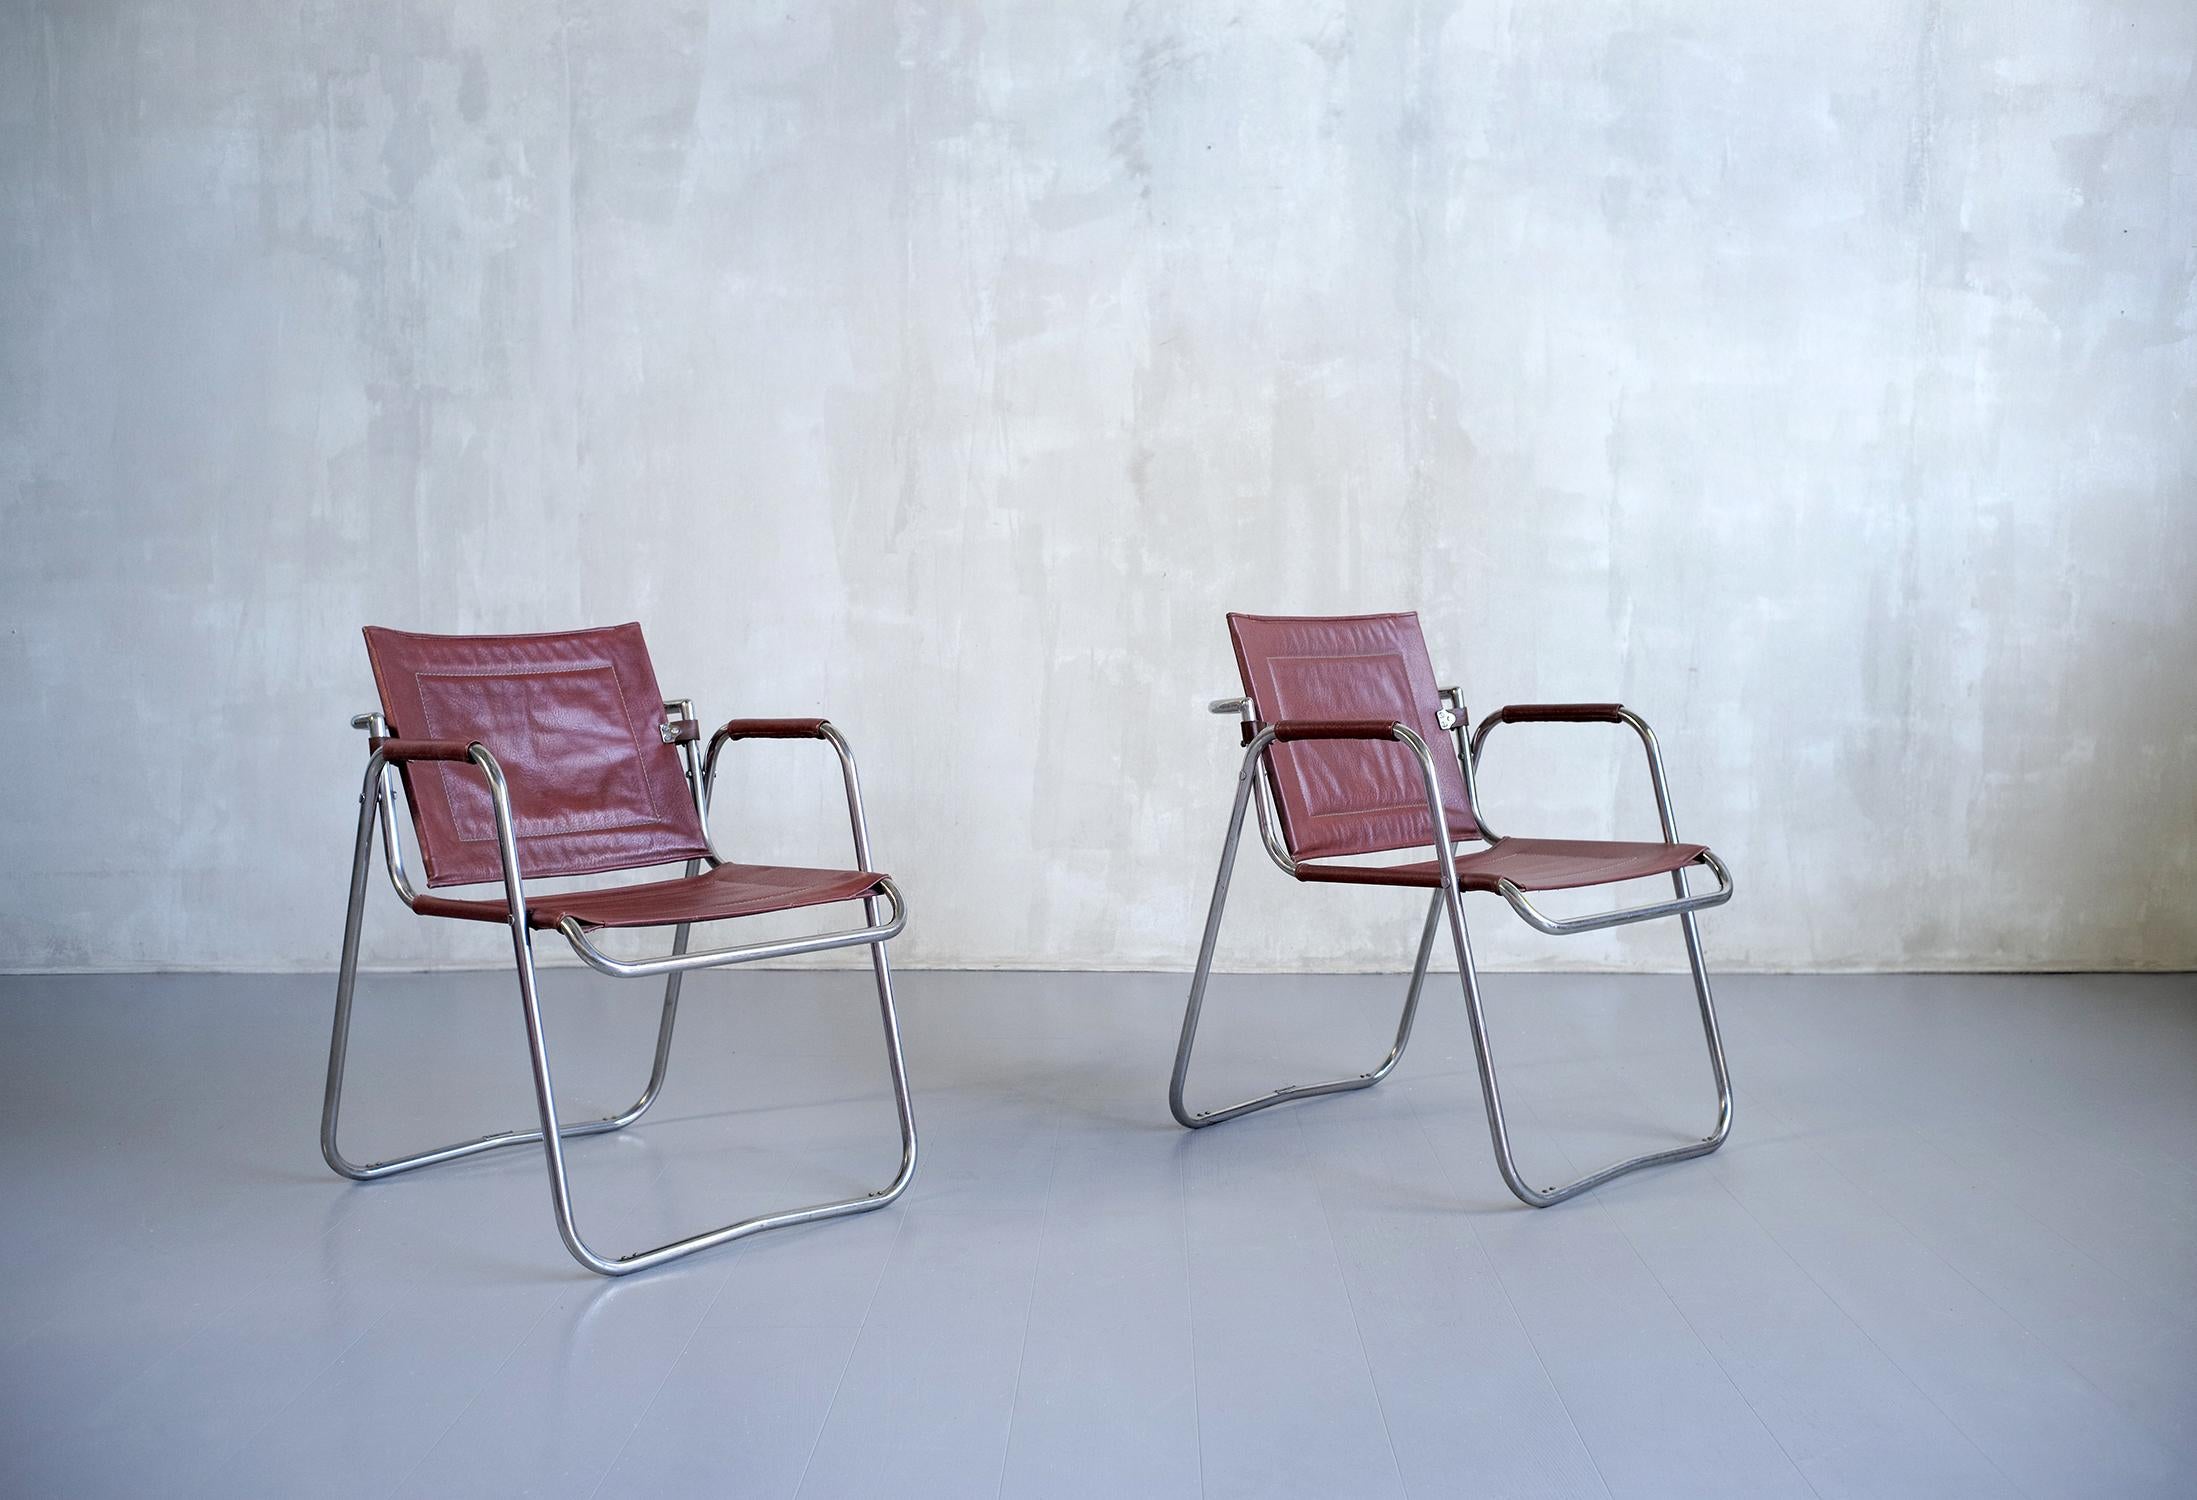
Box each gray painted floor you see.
[0,968,2192,1499]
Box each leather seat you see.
[412,861,886,930]
[1296,836,1709,893]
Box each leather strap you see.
[371,737,477,763]
[1270,719,1403,743]
[714,718,829,741]
[1494,703,1624,724]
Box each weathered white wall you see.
[3,1,2192,973]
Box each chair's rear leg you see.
[1379,891,1444,1080]
[321,839,688,1182]
[599,915,691,1131]
[1170,753,1445,1128]
[600,859,708,1129]
[1442,877,1732,1209]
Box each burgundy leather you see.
[1495,703,1625,724]
[1272,719,1404,743]
[362,624,711,888]
[715,718,829,740]
[662,718,702,744]
[411,861,886,930]
[371,738,477,763]
[1296,837,1709,893]
[1227,612,1477,859]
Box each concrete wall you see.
[4,1,2193,973]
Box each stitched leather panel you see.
[418,665,661,846]
[363,624,710,887]
[1227,612,1477,859]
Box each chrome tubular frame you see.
[1171,701,1734,1208]
[322,701,918,1277]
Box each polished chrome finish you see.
[350,711,424,905]
[1467,702,1733,926]
[1171,724,1441,1127]
[662,699,712,837]
[1437,686,1488,839]
[1468,704,1691,844]
[690,716,919,1200]
[323,709,919,1277]
[1214,696,1299,876]
[1171,701,1734,1208]
[321,744,663,1184]
[1495,848,1734,935]
[555,877,905,978]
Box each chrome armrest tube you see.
[351,711,422,907]
[1468,704,1734,930]
[700,717,880,875]
[1468,704,1684,846]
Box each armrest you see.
[1270,718,1405,742]
[1228,719,1451,880]
[370,737,479,763]
[1492,703,1624,724]
[1470,704,1684,845]
[700,716,881,875]
[349,732,529,919]
[713,717,828,741]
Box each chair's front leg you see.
[863,929,920,1199]
[540,729,916,1276]
[321,756,385,1179]
[1677,904,1734,1149]
[521,918,920,1278]
[1167,733,1265,1127]
[1440,884,1733,1208]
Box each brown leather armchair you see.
[324,624,916,1275]
[1172,611,1734,1207]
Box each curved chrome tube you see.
[1495,848,1734,935]
[323,710,919,1277]
[1173,697,1735,1209]
[1170,722,1453,1128]
[555,876,906,978]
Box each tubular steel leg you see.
[517,925,919,1277]
[1443,872,1732,1207]
[1169,755,1444,1128]
[318,819,691,1181]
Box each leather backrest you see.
[362,624,710,887]
[1227,612,1477,860]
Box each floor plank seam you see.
[583,1242,745,1498]
[1291,1104,1413,1500]
[1393,1078,1619,1500]
[991,1115,1068,1499]
[1718,1082,2181,1487]
[784,1204,911,1500]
